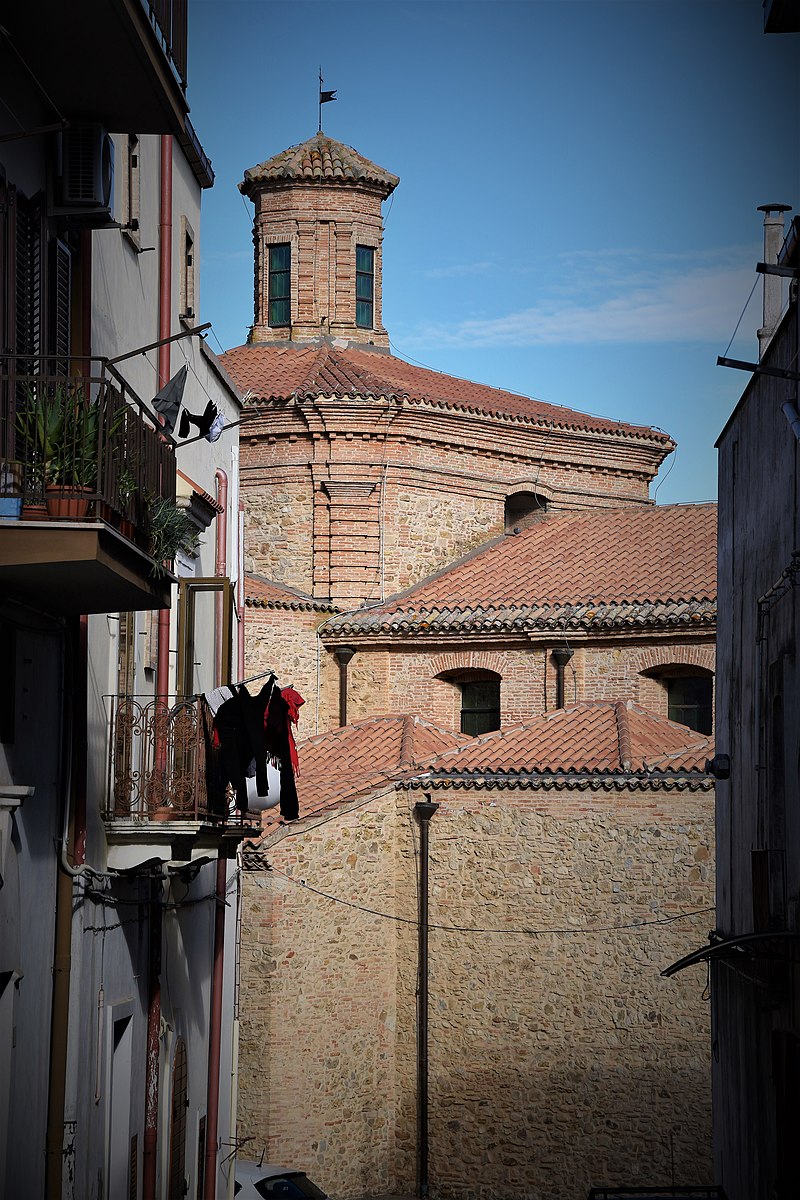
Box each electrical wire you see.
[255,862,713,938]
[721,275,760,359]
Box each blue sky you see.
[188,0,798,504]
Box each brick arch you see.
[636,646,715,675]
[506,480,554,503]
[431,651,510,679]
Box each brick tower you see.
[225,134,674,615]
[241,133,399,348]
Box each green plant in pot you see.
[15,384,100,517]
[14,385,67,501]
[146,494,199,577]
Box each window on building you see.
[269,243,291,327]
[122,134,140,244]
[666,674,712,734]
[504,491,548,533]
[169,1038,188,1200]
[180,216,195,321]
[460,678,501,736]
[356,244,374,328]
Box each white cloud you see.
[399,249,766,349]
[423,261,493,279]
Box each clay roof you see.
[245,573,339,614]
[325,502,717,637]
[251,715,469,837]
[411,701,713,781]
[222,342,674,446]
[240,133,399,197]
[246,704,712,851]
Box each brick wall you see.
[238,779,714,1200]
[239,396,660,610]
[250,182,389,346]
[326,638,716,736]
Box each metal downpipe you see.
[415,798,438,1199]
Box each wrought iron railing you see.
[0,354,176,553]
[106,696,241,825]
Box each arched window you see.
[641,665,713,735]
[504,491,548,533]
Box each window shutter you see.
[14,192,43,372]
[48,237,72,376]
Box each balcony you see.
[105,697,258,868]
[2,1,189,136]
[0,356,176,614]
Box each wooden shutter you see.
[48,237,71,377]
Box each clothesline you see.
[106,668,280,704]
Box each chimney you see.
[757,203,792,358]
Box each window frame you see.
[177,577,233,699]
[355,244,374,329]
[121,133,141,250]
[268,242,291,328]
[455,681,501,734]
[179,214,196,323]
[666,673,713,735]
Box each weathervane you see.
[318,66,337,133]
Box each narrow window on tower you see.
[356,245,374,328]
[268,243,291,327]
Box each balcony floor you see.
[0,519,171,614]
[106,815,261,871]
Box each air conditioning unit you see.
[52,125,115,222]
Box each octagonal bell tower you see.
[240,133,399,348]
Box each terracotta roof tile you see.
[325,503,717,636]
[245,573,339,613]
[240,134,399,197]
[249,705,712,850]
[414,702,713,778]
[222,342,673,445]
[255,715,469,834]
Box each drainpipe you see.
[156,133,173,704]
[551,646,574,709]
[333,645,356,726]
[415,797,439,1199]
[204,856,228,1200]
[238,501,246,680]
[215,469,228,683]
[45,230,93,1198]
[45,623,76,1200]
[142,874,163,1200]
[757,203,791,359]
[202,472,230,1199]
[143,132,173,1200]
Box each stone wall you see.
[238,780,714,1200]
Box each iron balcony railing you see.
[0,354,176,553]
[106,696,245,826]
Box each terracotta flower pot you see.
[45,485,91,519]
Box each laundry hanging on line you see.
[151,367,225,443]
[200,676,303,821]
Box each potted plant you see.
[15,384,98,518]
[146,495,199,577]
[115,465,139,538]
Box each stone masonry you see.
[239,775,714,1200]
